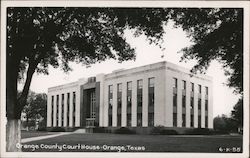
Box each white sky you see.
[22,21,241,118]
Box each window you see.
[182,114,186,127]
[149,78,155,87]
[56,95,59,126]
[148,113,154,127]
[117,83,122,108]
[117,114,121,126]
[205,100,208,111]
[182,95,186,108]
[127,81,132,91]
[205,116,208,128]
[198,98,201,110]
[205,87,208,95]
[173,78,177,88]
[109,85,113,93]
[118,83,122,92]
[198,85,201,94]
[61,94,64,126]
[108,85,113,108]
[90,91,96,118]
[191,83,194,92]
[137,113,142,127]
[173,113,177,127]
[190,97,194,109]
[182,80,186,90]
[108,115,112,126]
[198,115,201,128]
[137,79,143,89]
[127,114,131,126]
[67,93,70,126]
[51,96,54,126]
[73,92,76,127]
[173,93,177,107]
[190,115,194,127]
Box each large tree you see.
[7,7,169,151]
[6,7,243,151]
[170,8,243,94]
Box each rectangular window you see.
[148,113,154,127]
[127,114,131,126]
[67,93,70,126]
[117,114,121,127]
[137,80,143,107]
[137,79,143,89]
[182,80,186,90]
[56,95,59,126]
[108,115,112,126]
[51,96,54,126]
[191,83,194,92]
[173,93,177,107]
[61,94,64,126]
[190,115,194,127]
[137,113,142,127]
[173,113,177,127]
[205,87,208,95]
[198,98,201,110]
[117,83,122,109]
[108,85,113,127]
[127,81,132,91]
[127,82,132,108]
[182,114,186,127]
[173,78,177,88]
[149,77,155,87]
[205,116,208,128]
[199,85,202,94]
[73,92,76,127]
[190,97,194,109]
[205,100,208,111]
[182,95,186,108]
[198,115,201,128]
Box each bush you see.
[93,127,106,133]
[151,126,178,135]
[49,127,65,132]
[114,127,136,134]
[185,128,212,135]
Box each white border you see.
[0,1,249,158]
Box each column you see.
[69,92,73,127]
[201,85,205,128]
[194,84,198,128]
[186,81,191,128]
[165,74,173,127]
[177,79,182,127]
[208,84,213,128]
[47,94,51,127]
[53,94,57,127]
[131,80,137,127]
[142,78,148,127]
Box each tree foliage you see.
[170,8,243,94]
[231,97,243,127]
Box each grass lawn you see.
[21,130,55,139]
[21,133,243,153]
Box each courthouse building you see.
[46,61,213,131]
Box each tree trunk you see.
[6,119,22,152]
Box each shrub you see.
[93,127,106,133]
[114,127,136,134]
[185,128,212,135]
[151,126,178,135]
[49,127,65,132]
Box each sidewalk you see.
[21,132,72,143]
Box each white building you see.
[47,61,213,132]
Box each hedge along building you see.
[46,61,213,132]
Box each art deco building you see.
[47,61,213,131]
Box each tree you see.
[7,7,170,151]
[213,114,238,133]
[169,8,243,94]
[22,92,47,130]
[231,97,243,131]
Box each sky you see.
[20,21,241,118]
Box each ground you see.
[21,131,243,152]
